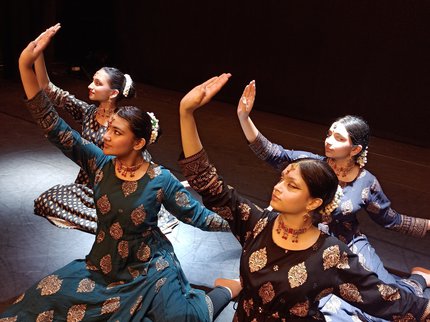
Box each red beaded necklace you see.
[276,216,311,243]
[115,158,144,178]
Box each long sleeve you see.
[327,240,430,321]
[364,177,429,238]
[249,132,323,171]
[44,82,94,124]
[160,170,230,232]
[25,90,109,181]
[179,149,272,246]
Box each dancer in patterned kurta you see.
[235,81,430,320]
[33,31,178,234]
[177,73,430,321]
[1,25,232,321]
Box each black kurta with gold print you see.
[179,149,430,321]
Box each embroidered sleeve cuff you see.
[248,132,272,160]
[25,90,59,132]
[393,215,429,238]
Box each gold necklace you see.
[327,158,355,178]
[276,216,311,243]
[115,158,145,178]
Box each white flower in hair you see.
[356,147,368,168]
[319,185,343,220]
[147,112,159,144]
[123,74,132,98]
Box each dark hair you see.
[335,115,370,161]
[101,67,136,101]
[291,158,338,224]
[116,106,162,148]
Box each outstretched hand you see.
[179,73,231,114]
[237,80,256,121]
[19,23,61,68]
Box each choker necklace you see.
[327,158,355,178]
[116,158,145,178]
[276,216,311,243]
[97,106,115,119]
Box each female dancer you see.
[177,73,430,321]
[236,80,430,320]
[1,25,232,321]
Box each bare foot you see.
[411,267,430,287]
[214,278,242,299]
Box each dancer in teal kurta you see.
[0,24,232,321]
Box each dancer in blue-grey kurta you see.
[1,24,231,321]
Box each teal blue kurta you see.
[0,90,229,321]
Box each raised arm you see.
[236,80,259,143]
[179,73,231,157]
[18,24,61,99]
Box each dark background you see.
[2,0,429,146]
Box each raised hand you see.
[179,73,231,114]
[237,80,256,121]
[19,23,61,68]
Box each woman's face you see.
[270,163,314,214]
[103,115,138,157]
[324,122,354,159]
[88,69,116,103]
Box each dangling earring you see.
[303,212,311,224]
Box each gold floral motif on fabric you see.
[128,266,140,279]
[107,281,125,289]
[77,278,95,293]
[289,300,309,317]
[392,313,416,322]
[155,277,167,293]
[94,169,104,185]
[37,275,63,296]
[0,317,18,321]
[175,191,190,208]
[147,165,161,179]
[67,304,86,322]
[258,281,275,304]
[137,243,151,262]
[100,255,112,274]
[13,293,24,304]
[131,205,146,226]
[118,240,129,258]
[253,217,268,238]
[97,195,111,214]
[96,230,105,244]
[156,189,164,203]
[130,295,143,315]
[366,201,381,214]
[377,284,401,301]
[109,222,123,240]
[288,262,308,288]
[36,310,54,322]
[243,298,254,317]
[244,231,252,241]
[58,130,73,149]
[361,187,369,202]
[155,258,170,271]
[85,259,98,271]
[249,247,267,273]
[339,283,363,303]
[341,199,353,215]
[322,245,341,270]
[101,297,120,315]
[315,288,334,301]
[337,252,350,269]
[238,203,251,221]
[212,206,233,220]
[122,181,138,197]
[87,157,97,173]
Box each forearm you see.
[238,115,259,143]
[180,108,203,157]
[18,60,41,100]
[35,53,50,89]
